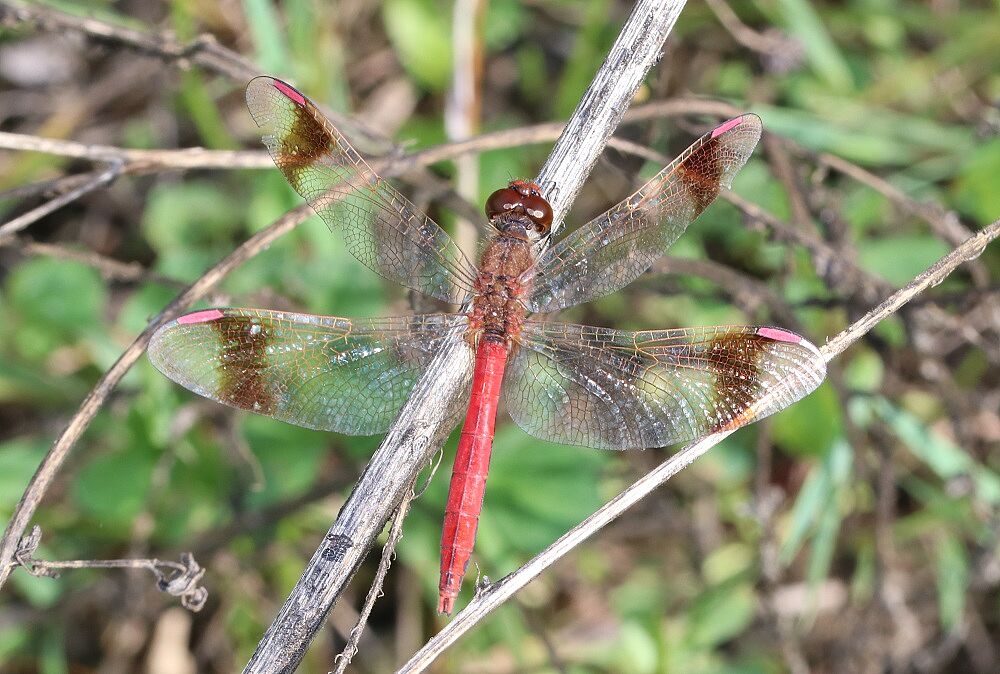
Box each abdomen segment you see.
[438,339,508,614]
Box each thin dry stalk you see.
[0,202,311,588]
[332,487,415,674]
[14,526,208,611]
[395,218,1000,674]
[243,1,689,671]
[0,1,259,81]
[822,219,1000,359]
[446,0,487,259]
[0,132,272,170]
[1,237,185,287]
[0,126,565,589]
[703,0,800,65]
[0,161,122,238]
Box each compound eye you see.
[485,188,521,219]
[522,193,553,233]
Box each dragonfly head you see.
[485,180,553,245]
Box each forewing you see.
[504,321,825,450]
[246,76,477,304]
[149,308,471,435]
[524,115,762,313]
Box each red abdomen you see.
[438,339,508,614]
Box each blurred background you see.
[0,0,998,672]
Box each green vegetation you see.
[1,0,998,672]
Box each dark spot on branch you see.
[322,534,354,564]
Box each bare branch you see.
[535,0,687,230]
[703,0,803,71]
[0,237,185,287]
[394,218,1000,673]
[0,161,122,238]
[722,191,891,302]
[0,171,104,202]
[243,1,689,671]
[813,149,991,286]
[0,132,272,169]
[821,218,1000,359]
[0,131,543,591]
[815,151,974,248]
[651,256,802,328]
[12,526,208,611]
[0,105,707,175]
[332,487,415,674]
[0,1,260,81]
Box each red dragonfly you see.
[149,77,826,614]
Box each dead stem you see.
[394,218,1000,674]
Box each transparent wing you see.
[524,115,762,313]
[246,76,477,304]
[503,321,825,450]
[149,308,471,435]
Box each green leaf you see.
[483,0,526,51]
[0,624,30,666]
[934,535,968,632]
[73,450,156,525]
[143,181,244,252]
[781,440,852,564]
[774,0,853,90]
[383,0,452,90]
[176,70,237,150]
[241,415,328,508]
[6,258,106,335]
[142,181,245,280]
[858,235,951,286]
[0,439,46,514]
[806,485,842,586]
[954,138,1000,223]
[242,0,291,73]
[553,0,614,118]
[481,425,607,552]
[611,622,659,674]
[754,104,972,166]
[0,358,80,407]
[39,627,68,674]
[686,579,756,649]
[116,284,178,335]
[771,382,842,456]
[702,543,753,585]
[842,347,885,393]
[873,397,1000,505]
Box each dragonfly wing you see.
[524,115,762,313]
[503,321,825,450]
[149,308,472,435]
[246,76,477,304]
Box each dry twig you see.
[0,161,122,238]
[13,526,208,611]
[243,1,689,671]
[1,237,185,287]
[0,1,259,81]
[395,218,1000,673]
[332,486,416,674]
[0,125,577,591]
[2,0,993,670]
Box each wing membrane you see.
[504,321,825,450]
[246,76,477,304]
[524,115,762,313]
[149,308,471,435]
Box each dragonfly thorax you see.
[469,233,534,345]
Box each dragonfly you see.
[148,76,826,615]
